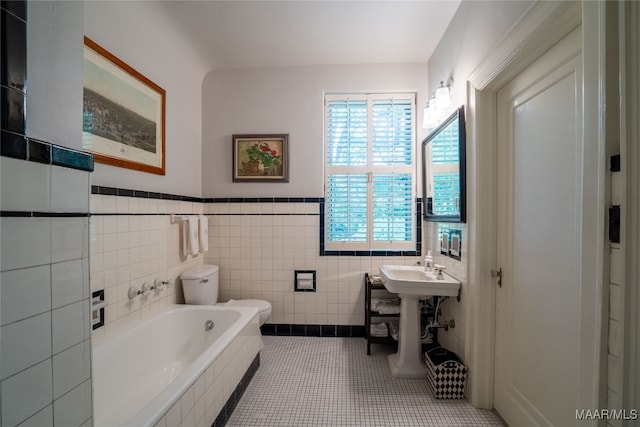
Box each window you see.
[324,93,416,251]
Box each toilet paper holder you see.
[294,270,316,292]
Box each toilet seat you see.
[224,299,270,315]
[224,299,272,325]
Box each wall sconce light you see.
[422,79,453,130]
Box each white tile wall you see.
[0,217,51,271]
[0,158,92,427]
[0,157,51,212]
[423,221,468,359]
[1,312,52,379]
[0,265,51,325]
[89,194,205,342]
[204,202,420,326]
[1,359,53,426]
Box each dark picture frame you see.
[82,36,166,175]
[232,134,289,182]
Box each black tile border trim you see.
[319,198,422,257]
[1,211,90,218]
[213,353,260,427]
[1,1,27,22]
[1,133,94,172]
[260,323,366,338]
[91,185,422,257]
[91,185,324,205]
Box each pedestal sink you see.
[378,264,460,378]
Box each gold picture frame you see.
[82,36,166,175]
[232,134,289,182]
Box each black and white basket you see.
[425,347,467,399]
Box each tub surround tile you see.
[51,166,89,213]
[2,3,93,427]
[1,359,52,427]
[52,340,91,399]
[0,265,50,325]
[27,138,51,164]
[0,217,51,271]
[51,217,88,263]
[52,301,87,354]
[52,380,92,427]
[0,8,26,91]
[1,0,26,20]
[51,145,94,172]
[1,156,51,212]
[1,312,52,380]
[1,129,27,158]
[17,405,53,427]
[1,85,25,134]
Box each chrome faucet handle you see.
[128,286,141,299]
[141,282,151,296]
[433,264,446,280]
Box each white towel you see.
[182,220,189,256]
[188,215,199,256]
[370,322,388,337]
[199,214,209,252]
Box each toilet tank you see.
[180,265,219,305]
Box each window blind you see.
[325,94,416,251]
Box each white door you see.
[494,26,582,426]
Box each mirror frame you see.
[421,106,467,223]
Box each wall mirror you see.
[422,106,466,222]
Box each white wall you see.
[427,0,533,105]
[201,63,430,197]
[84,1,209,197]
[425,0,532,360]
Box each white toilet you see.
[180,264,272,326]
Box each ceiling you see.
[159,1,461,70]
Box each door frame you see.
[464,0,608,416]
[621,0,640,411]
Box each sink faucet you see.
[424,250,433,272]
[433,264,446,280]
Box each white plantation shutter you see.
[325,94,416,251]
[326,99,367,166]
[372,173,413,242]
[372,98,414,166]
[326,174,368,242]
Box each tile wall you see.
[204,201,421,327]
[1,2,94,425]
[422,221,468,359]
[607,159,623,426]
[89,189,205,344]
[1,156,93,426]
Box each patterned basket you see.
[425,347,467,399]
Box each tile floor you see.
[226,336,503,426]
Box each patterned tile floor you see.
[226,336,503,426]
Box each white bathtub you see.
[92,304,264,427]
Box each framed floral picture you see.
[232,134,289,182]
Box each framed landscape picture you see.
[82,36,166,175]
[232,134,289,182]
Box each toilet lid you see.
[225,299,271,313]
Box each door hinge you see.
[491,268,503,288]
